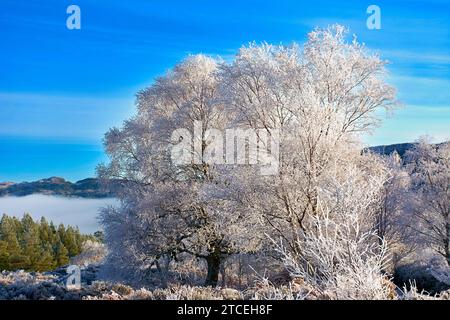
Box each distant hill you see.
[368,141,448,158]
[368,142,417,158]
[0,177,115,198]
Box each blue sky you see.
[0,0,449,182]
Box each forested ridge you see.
[0,214,99,271]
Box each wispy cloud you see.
[0,92,134,139]
[389,75,450,106]
[383,50,450,65]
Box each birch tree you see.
[221,25,398,256]
[375,151,416,268]
[99,25,400,288]
[405,139,450,266]
[99,55,261,287]
[275,159,393,299]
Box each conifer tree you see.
[0,215,26,269]
[54,240,70,266]
[36,242,56,271]
[21,214,43,270]
[0,240,9,270]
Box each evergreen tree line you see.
[0,213,98,272]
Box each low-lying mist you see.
[0,195,119,234]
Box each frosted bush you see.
[274,163,395,300]
[71,240,107,266]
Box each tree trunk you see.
[445,221,450,267]
[220,263,226,287]
[205,254,221,287]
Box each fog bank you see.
[0,195,119,234]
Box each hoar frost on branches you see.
[99,55,263,287]
[98,25,399,291]
[405,139,450,266]
[274,160,394,299]
[221,25,398,257]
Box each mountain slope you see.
[0,177,114,198]
[368,142,417,158]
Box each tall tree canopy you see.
[99,25,399,289]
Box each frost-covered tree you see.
[99,25,400,289]
[221,25,398,256]
[375,152,416,268]
[99,55,262,287]
[71,240,107,266]
[274,159,393,299]
[405,139,450,266]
